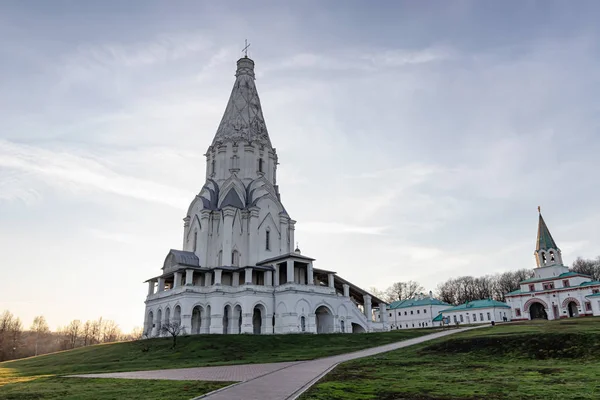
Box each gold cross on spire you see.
[242,39,251,58]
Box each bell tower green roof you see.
[536,210,558,251]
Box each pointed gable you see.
[212,57,272,147]
[536,213,559,251]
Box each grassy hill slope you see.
[301,318,600,400]
[0,329,435,399]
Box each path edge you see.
[191,382,243,400]
[286,362,340,400]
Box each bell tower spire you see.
[534,207,563,268]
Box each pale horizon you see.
[1,1,599,333]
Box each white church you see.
[505,210,600,320]
[143,56,388,336]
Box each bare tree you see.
[0,311,22,361]
[82,320,92,346]
[369,287,388,301]
[129,326,144,341]
[31,315,50,356]
[101,320,120,343]
[66,320,81,349]
[90,317,103,345]
[161,322,185,348]
[571,256,600,281]
[385,281,425,302]
[8,317,22,360]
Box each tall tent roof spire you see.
[536,208,559,251]
[211,57,271,147]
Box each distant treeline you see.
[372,256,600,306]
[0,313,142,362]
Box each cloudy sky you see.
[1,1,599,332]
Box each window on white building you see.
[515,308,521,317]
[193,231,198,252]
[459,315,464,322]
[487,312,491,320]
[411,311,413,315]
[424,309,427,313]
[231,250,239,266]
[265,229,270,250]
[480,312,483,320]
[417,310,420,314]
[473,314,477,322]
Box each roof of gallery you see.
[441,299,510,312]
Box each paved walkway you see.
[72,327,481,400]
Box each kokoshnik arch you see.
[142,56,388,336]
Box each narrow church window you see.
[541,252,547,263]
[549,251,555,262]
[193,231,198,252]
[300,316,306,332]
[487,312,491,320]
[529,284,535,291]
[231,250,239,266]
[258,158,263,173]
[211,159,216,175]
[265,230,270,250]
[562,280,570,288]
[585,302,592,311]
[340,320,345,333]
[515,308,521,317]
[473,314,477,322]
[459,315,464,323]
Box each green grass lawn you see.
[0,329,435,399]
[301,318,600,400]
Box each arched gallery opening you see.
[529,302,548,320]
[253,304,266,334]
[146,311,154,335]
[223,305,231,334]
[315,305,333,333]
[567,301,580,318]
[191,306,202,334]
[234,305,242,334]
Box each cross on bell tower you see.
[242,39,251,58]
